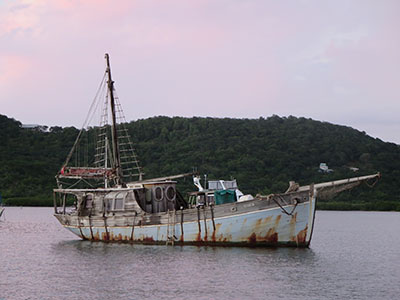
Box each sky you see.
[1,0,399,144]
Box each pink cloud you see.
[0,1,38,37]
[0,55,33,87]
[1,0,399,143]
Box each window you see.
[105,192,126,211]
[208,181,221,190]
[106,199,113,211]
[114,197,124,210]
[112,192,125,211]
[224,180,238,189]
[85,194,93,209]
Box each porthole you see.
[154,186,164,202]
[165,186,176,202]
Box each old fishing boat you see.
[53,54,380,247]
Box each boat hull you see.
[56,198,316,247]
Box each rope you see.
[180,208,184,239]
[81,178,95,188]
[88,209,94,240]
[130,212,137,241]
[197,207,201,233]
[63,178,83,189]
[202,206,208,236]
[210,205,216,231]
[273,196,298,216]
[365,176,379,188]
[61,72,107,170]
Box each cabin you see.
[188,179,252,208]
[58,180,189,217]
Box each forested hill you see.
[1,114,399,210]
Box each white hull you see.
[57,196,316,247]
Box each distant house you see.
[348,167,359,172]
[319,163,333,173]
[20,124,48,132]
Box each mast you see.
[104,136,109,188]
[105,53,123,186]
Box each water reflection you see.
[2,208,400,300]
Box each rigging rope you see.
[273,195,298,216]
[365,176,379,188]
[61,72,107,170]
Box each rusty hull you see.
[55,189,317,247]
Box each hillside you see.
[0,114,399,210]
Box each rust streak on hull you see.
[296,225,308,244]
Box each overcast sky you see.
[1,0,399,144]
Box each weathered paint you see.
[61,199,316,247]
[54,172,379,247]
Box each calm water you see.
[0,207,399,300]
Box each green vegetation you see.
[1,114,399,210]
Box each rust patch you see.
[180,234,184,242]
[274,214,281,226]
[263,216,273,225]
[290,212,297,224]
[219,234,232,242]
[93,231,100,241]
[264,228,278,243]
[253,218,263,234]
[212,223,222,242]
[196,232,202,242]
[296,225,308,244]
[249,215,280,244]
[142,236,154,244]
[101,232,109,241]
[253,216,275,235]
[248,232,257,244]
